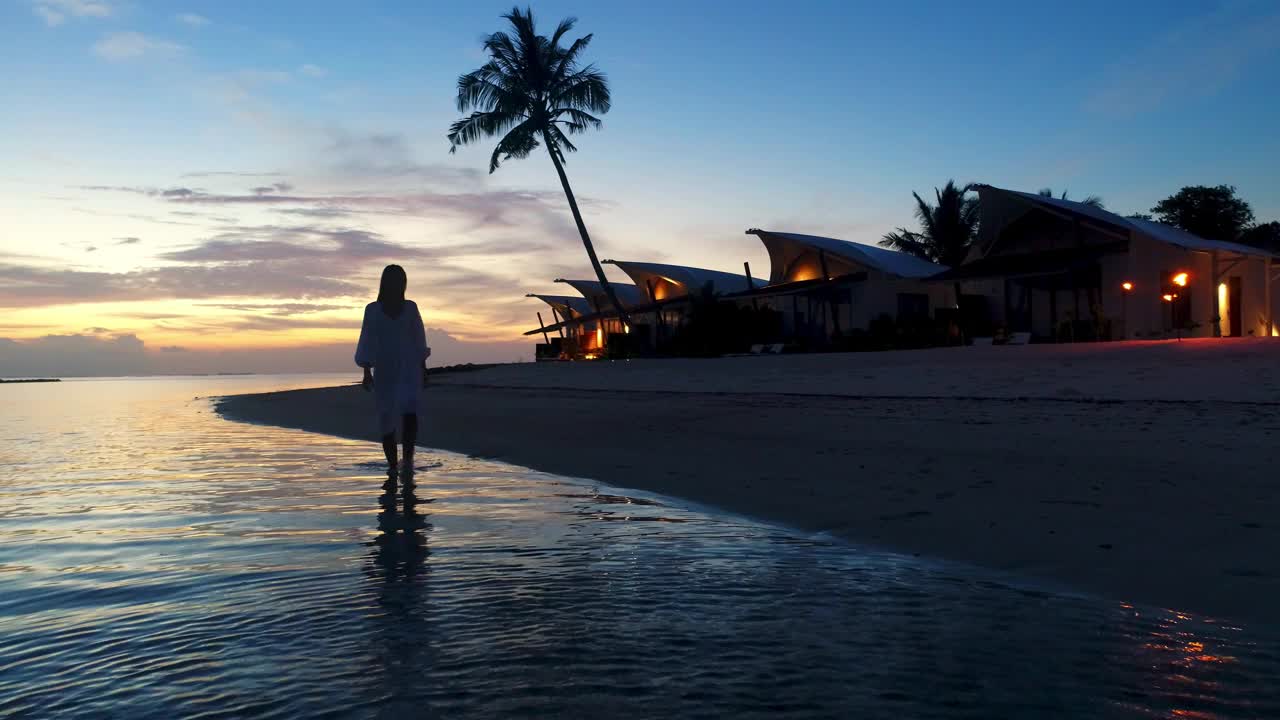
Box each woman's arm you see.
[412,302,430,387]
[354,303,376,391]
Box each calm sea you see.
[0,375,1277,718]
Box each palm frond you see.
[545,124,578,160]
[488,120,540,172]
[549,16,577,48]
[550,34,593,84]
[552,108,602,133]
[447,110,525,150]
[551,66,610,112]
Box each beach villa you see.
[739,229,952,344]
[526,188,1279,358]
[936,186,1280,341]
[527,231,951,358]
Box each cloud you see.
[93,32,184,62]
[0,329,529,377]
[0,333,147,377]
[175,12,209,27]
[180,170,285,179]
[81,182,581,238]
[32,0,111,26]
[115,237,141,245]
[0,262,363,307]
[250,182,294,195]
[299,64,327,78]
[202,302,350,315]
[1086,5,1280,116]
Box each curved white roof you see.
[747,229,947,280]
[553,279,646,309]
[980,186,1278,259]
[604,259,754,300]
[527,293,593,318]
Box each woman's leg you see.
[381,431,398,476]
[401,413,418,472]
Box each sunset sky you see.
[3,0,1279,375]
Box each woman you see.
[355,264,430,484]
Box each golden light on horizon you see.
[1172,272,1189,287]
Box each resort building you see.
[527,231,953,357]
[742,229,952,343]
[525,189,1278,358]
[937,186,1280,340]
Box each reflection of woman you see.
[355,264,430,482]
[364,491,432,705]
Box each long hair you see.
[377,264,407,312]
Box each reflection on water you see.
[1,376,1278,718]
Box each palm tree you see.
[448,7,629,325]
[1038,188,1105,209]
[880,181,979,339]
[880,180,979,268]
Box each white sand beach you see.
[219,338,1280,625]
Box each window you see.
[896,293,930,320]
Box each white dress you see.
[354,300,429,435]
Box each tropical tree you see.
[1150,185,1254,242]
[881,181,980,340]
[448,7,629,324]
[1240,221,1280,252]
[880,180,980,268]
[1038,188,1105,209]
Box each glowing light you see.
[1218,283,1228,336]
[1172,272,1189,287]
[595,327,603,347]
[623,324,630,334]
[1162,294,1174,302]
[1121,281,1134,292]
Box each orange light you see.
[1121,282,1134,292]
[1172,272,1189,287]
[595,327,603,347]
[1162,294,1174,302]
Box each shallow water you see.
[1,375,1278,718]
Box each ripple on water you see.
[0,376,1278,719]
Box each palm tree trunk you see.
[542,134,631,327]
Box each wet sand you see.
[218,339,1280,625]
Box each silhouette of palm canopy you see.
[448,7,628,323]
[448,7,608,171]
[879,180,979,268]
[1038,187,1105,209]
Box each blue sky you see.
[2,0,1278,373]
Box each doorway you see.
[1228,276,1242,337]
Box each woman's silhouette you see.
[355,264,430,485]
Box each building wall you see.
[1124,237,1272,339]
[848,272,953,330]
